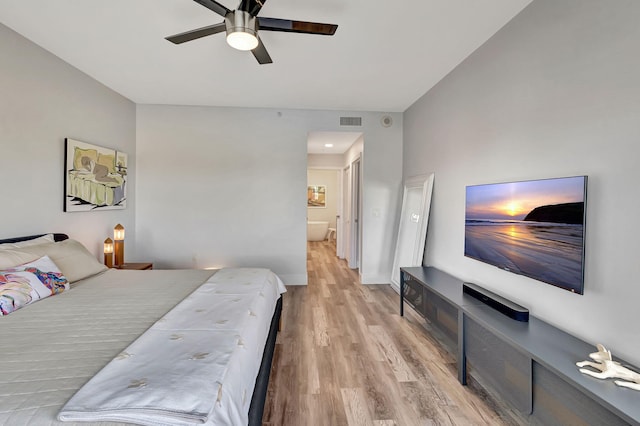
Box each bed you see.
[0,233,284,426]
[67,170,125,207]
[67,144,126,207]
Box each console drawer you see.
[531,362,629,426]
[465,316,532,414]
[402,277,424,313]
[423,289,458,352]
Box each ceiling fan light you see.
[226,31,258,51]
[225,10,258,51]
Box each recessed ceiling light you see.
[324,143,334,148]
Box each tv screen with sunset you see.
[465,176,587,294]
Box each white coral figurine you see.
[576,344,640,391]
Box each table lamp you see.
[114,224,125,267]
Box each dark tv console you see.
[400,266,639,426]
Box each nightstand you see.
[115,262,153,270]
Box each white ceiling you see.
[307,131,362,154]
[0,0,531,112]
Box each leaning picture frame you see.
[64,138,127,212]
[390,173,435,292]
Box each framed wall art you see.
[64,138,127,212]
[307,185,326,208]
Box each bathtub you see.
[307,221,329,241]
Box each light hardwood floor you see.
[262,240,511,426]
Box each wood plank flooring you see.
[262,240,511,426]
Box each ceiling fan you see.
[165,0,338,64]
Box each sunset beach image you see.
[465,176,586,293]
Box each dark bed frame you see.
[1,233,70,244]
[0,233,282,426]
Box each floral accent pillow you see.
[0,256,69,316]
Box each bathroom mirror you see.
[390,173,435,292]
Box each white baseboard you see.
[278,273,308,286]
[360,273,392,285]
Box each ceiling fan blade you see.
[238,0,266,17]
[165,22,226,44]
[193,0,231,17]
[251,37,272,64]
[258,17,337,35]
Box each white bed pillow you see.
[0,255,69,316]
[0,250,40,269]
[0,234,55,250]
[0,239,107,283]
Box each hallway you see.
[262,240,510,425]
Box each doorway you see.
[307,132,363,273]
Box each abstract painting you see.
[64,138,127,212]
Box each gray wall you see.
[404,0,640,365]
[136,106,402,284]
[0,23,136,255]
[0,19,403,284]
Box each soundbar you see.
[463,282,529,322]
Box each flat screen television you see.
[465,176,587,294]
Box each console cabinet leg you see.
[400,270,405,317]
[458,311,467,385]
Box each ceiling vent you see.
[340,116,362,126]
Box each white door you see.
[349,157,362,269]
[342,166,351,261]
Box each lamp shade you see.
[104,238,114,254]
[104,238,114,268]
[114,224,125,241]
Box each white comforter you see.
[58,268,286,426]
